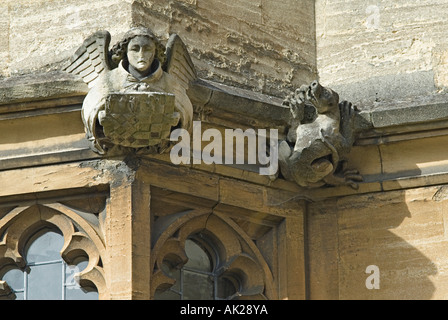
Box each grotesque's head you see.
[110,27,166,75]
[307,80,340,114]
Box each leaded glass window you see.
[1,228,98,300]
[155,236,239,300]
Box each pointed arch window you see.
[155,235,239,300]
[1,228,98,300]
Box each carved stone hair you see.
[110,26,166,66]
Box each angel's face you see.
[127,36,156,73]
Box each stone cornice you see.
[0,72,87,106]
[355,93,448,145]
[2,72,448,143]
[1,73,448,201]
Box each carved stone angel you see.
[279,81,362,189]
[63,26,196,154]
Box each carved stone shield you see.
[101,92,180,148]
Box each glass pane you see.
[182,270,213,300]
[161,262,181,292]
[74,260,88,273]
[184,240,212,272]
[26,230,64,264]
[64,263,98,300]
[2,268,24,292]
[65,264,80,286]
[217,277,237,299]
[154,288,181,300]
[14,292,24,300]
[65,286,99,300]
[27,263,63,300]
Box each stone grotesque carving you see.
[63,27,195,154]
[279,81,362,189]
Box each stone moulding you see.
[2,65,448,199]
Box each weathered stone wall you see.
[0,0,136,78]
[0,0,317,98]
[308,185,448,299]
[132,0,317,97]
[3,0,448,106]
[315,0,448,107]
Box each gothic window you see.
[151,209,269,300]
[1,228,98,300]
[154,235,239,300]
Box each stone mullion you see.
[106,168,151,300]
[130,177,151,299]
[277,202,307,300]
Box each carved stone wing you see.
[162,34,197,91]
[62,30,115,88]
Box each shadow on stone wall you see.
[308,185,439,300]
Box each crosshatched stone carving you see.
[279,80,363,189]
[101,93,179,148]
[63,26,195,154]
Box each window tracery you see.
[151,210,272,300]
[155,236,239,300]
[0,203,106,300]
[2,228,98,300]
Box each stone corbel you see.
[279,80,363,189]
